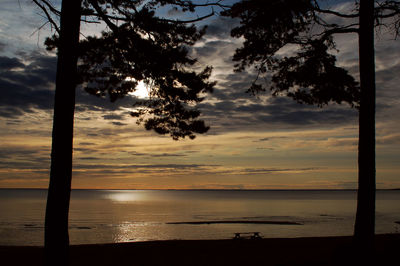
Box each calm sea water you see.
[0,189,399,246]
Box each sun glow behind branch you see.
[128,80,150,99]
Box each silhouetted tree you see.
[34,0,216,264]
[224,0,400,248]
[34,1,82,265]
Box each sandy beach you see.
[1,234,399,266]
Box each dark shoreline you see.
[1,234,399,266]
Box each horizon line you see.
[1,187,399,191]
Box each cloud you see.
[256,147,274,150]
[150,153,186,157]
[78,142,95,146]
[67,161,322,179]
[237,167,321,175]
[253,136,289,142]
[187,14,363,134]
[166,6,183,17]
[77,156,100,161]
[111,121,127,126]
[2,7,400,123]
[70,163,220,176]
[0,9,365,133]
[74,147,95,153]
[0,56,24,70]
[131,151,187,157]
[0,46,359,134]
[204,17,239,38]
[0,42,5,52]
[103,114,125,120]
[0,52,56,117]
[377,134,400,145]
[199,94,358,134]
[0,51,139,120]
[75,87,136,113]
[184,183,246,190]
[0,145,50,170]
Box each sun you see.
[130,80,150,99]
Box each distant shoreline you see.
[1,188,400,191]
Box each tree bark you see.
[44,0,82,265]
[354,0,376,247]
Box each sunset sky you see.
[0,0,399,190]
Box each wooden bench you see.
[233,232,262,239]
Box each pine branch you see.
[163,11,215,23]
[88,0,119,32]
[32,0,60,34]
[317,24,359,41]
[315,7,359,18]
[36,0,61,15]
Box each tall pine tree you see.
[224,0,400,249]
[34,0,215,264]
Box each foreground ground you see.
[1,234,399,266]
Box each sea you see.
[0,189,399,246]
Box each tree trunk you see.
[354,0,376,248]
[44,0,81,265]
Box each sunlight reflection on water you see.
[111,222,158,242]
[103,190,145,202]
[1,189,399,245]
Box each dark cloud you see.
[78,142,95,146]
[200,93,358,134]
[239,167,320,175]
[0,146,50,170]
[103,114,125,120]
[255,138,270,142]
[194,40,236,63]
[73,147,95,153]
[111,121,127,126]
[207,72,261,102]
[203,17,240,39]
[0,20,391,135]
[131,152,147,156]
[71,164,322,177]
[77,156,100,160]
[377,134,400,145]
[75,87,136,113]
[253,136,289,142]
[150,153,186,157]
[131,151,187,157]
[0,51,138,119]
[73,163,219,170]
[2,42,355,132]
[0,56,24,70]
[0,53,56,118]
[0,148,40,160]
[166,6,183,16]
[256,107,357,126]
[0,42,6,52]
[86,133,99,137]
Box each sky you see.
[0,0,399,190]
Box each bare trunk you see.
[44,0,81,265]
[354,0,376,248]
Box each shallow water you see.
[0,189,399,245]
